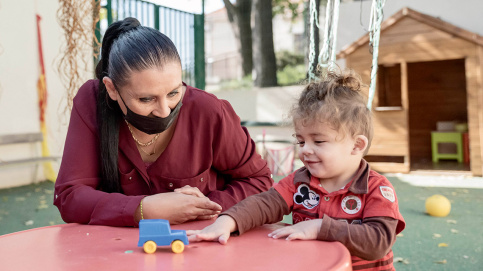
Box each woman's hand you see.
[186,215,237,245]
[268,219,322,240]
[141,192,222,224]
[174,185,205,198]
[174,185,219,220]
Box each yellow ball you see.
[425,194,451,217]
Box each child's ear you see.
[352,135,368,155]
[103,77,118,101]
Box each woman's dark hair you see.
[95,17,181,193]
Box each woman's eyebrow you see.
[171,83,183,92]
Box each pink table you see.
[0,220,352,270]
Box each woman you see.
[54,18,273,227]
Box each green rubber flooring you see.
[0,176,482,270]
[387,175,482,271]
[0,181,64,235]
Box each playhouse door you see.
[407,59,469,171]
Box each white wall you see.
[205,8,243,84]
[0,0,93,188]
[272,13,304,53]
[212,85,303,142]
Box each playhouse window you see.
[376,64,402,109]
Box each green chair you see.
[431,132,463,163]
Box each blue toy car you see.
[138,219,189,253]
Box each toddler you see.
[185,70,405,271]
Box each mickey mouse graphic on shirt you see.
[293,184,320,209]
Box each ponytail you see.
[96,18,140,193]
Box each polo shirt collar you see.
[293,159,370,194]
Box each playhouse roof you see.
[337,7,483,59]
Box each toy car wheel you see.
[143,241,157,254]
[171,240,185,254]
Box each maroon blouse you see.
[54,80,273,226]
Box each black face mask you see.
[117,91,183,135]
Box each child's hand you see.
[268,219,322,241]
[174,185,205,198]
[186,215,237,245]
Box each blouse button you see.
[168,183,174,188]
[324,197,330,201]
[200,178,204,182]
[129,177,132,180]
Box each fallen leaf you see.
[463,255,469,259]
[451,192,457,196]
[37,205,49,210]
[394,257,409,264]
[15,197,26,202]
[462,189,469,193]
[35,188,42,193]
[44,189,53,194]
[433,233,442,238]
[450,229,459,234]
[434,259,447,264]
[438,243,449,247]
[25,220,34,226]
[447,220,457,224]
[2,196,8,202]
[49,221,55,226]
[397,233,404,237]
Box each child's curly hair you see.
[292,69,373,155]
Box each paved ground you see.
[0,174,481,270]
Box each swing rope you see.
[308,0,341,82]
[307,0,386,110]
[366,0,386,109]
[318,0,340,75]
[307,0,321,82]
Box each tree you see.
[223,0,253,77]
[252,0,278,87]
[272,0,303,21]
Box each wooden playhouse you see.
[337,7,483,175]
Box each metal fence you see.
[97,0,205,89]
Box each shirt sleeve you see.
[53,81,143,227]
[207,100,274,211]
[318,215,399,261]
[272,171,298,209]
[222,188,290,235]
[363,174,406,234]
